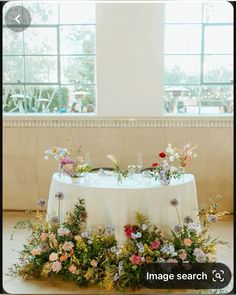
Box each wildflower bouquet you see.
[9,195,229,291]
[45,145,92,179]
[107,154,128,183]
[151,143,197,185]
[169,197,229,264]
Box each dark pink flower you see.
[150,240,161,250]
[130,254,142,265]
[60,157,75,165]
[159,152,166,158]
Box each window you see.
[3,2,96,114]
[164,2,233,115]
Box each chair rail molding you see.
[3,115,233,128]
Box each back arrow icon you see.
[15,14,20,24]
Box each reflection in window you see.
[3,1,96,114]
[164,2,233,114]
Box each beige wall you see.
[96,3,164,116]
[3,125,233,211]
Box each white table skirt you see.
[47,173,199,242]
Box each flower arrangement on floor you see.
[9,195,230,291]
[107,154,128,183]
[45,145,92,180]
[151,143,197,185]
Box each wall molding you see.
[3,115,233,128]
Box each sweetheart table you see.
[47,172,199,242]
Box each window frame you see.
[164,3,233,115]
[3,2,96,114]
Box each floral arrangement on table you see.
[151,143,197,185]
[44,145,92,180]
[9,195,230,291]
[107,154,128,183]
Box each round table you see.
[47,172,199,242]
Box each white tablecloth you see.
[47,173,199,242]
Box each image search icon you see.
[4,5,31,32]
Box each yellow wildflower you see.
[122,245,128,255]
[103,271,114,290]
[52,147,58,153]
[84,268,94,281]
[41,262,51,277]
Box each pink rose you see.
[150,240,161,250]
[179,249,187,261]
[62,241,74,252]
[69,264,77,273]
[51,260,62,272]
[183,239,192,247]
[130,254,142,265]
[31,248,41,256]
[90,259,98,267]
[49,252,58,261]
[57,228,70,236]
[40,232,48,242]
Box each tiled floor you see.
[2,212,234,294]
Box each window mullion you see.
[57,2,62,111]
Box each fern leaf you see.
[134,212,149,226]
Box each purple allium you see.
[187,222,201,234]
[184,215,193,224]
[110,246,117,253]
[113,273,119,282]
[207,214,218,223]
[50,216,60,225]
[55,192,64,199]
[173,224,182,233]
[170,198,179,207]
[81,229,91,239]
[37,198,46,208]
[193,248,204,256]
[118,261,123,274]
[105,224,115,235]
[195,252,207,263]
[137,242,144,253]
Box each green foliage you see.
[134,212,149,226]
[63,198,87,236]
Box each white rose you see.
[49,252,58,261]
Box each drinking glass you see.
[136,153,143,174]
[128,164,136,178]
